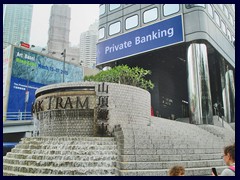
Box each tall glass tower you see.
[47,4,71,59]
[3,4,33,48]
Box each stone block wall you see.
[34,82,151,136]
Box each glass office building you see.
[3,4,33,48]
[96,4,235,124]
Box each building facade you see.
[3,4,33,48]
[96,4,235,125]
[79,20,99,68]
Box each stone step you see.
[19,139,117,146]
[118,159,224,170]
[121,141,223,148]
[15,144,117,150]
[6,152,118,161]
[3,170,116,176]
[21,137,116,142]
[118,166,227,176]
[3,163,117,176]
[119,153,222,162]
[3,157,116,167]
[11,147,117,155]
[119,148,222,155]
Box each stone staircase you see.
[3,137,118,176]
[113,117,235,176]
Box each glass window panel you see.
[227,29,231,41]
[214,12,220,27]
[143,7,158,24]
[99,4,105,16]
[232,36,235,43]
[219,4,223,10]
[207,4,213,18]
[186,4,205,8]
[221,21,226,34]
[223,5,229,18]
[98,27,105,39]
[163,4,180,16]
[109,21,121,36]
[126,15,138,30]
[109,4,120,11]
[229,14,233,25]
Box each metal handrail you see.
[3,111,32,121]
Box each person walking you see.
[212,143,235,176]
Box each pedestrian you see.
[212,143,235,176]
[169,165,185,176]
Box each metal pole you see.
[24,73,30,120]
[62,49,66,82]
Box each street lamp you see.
[40,48,46,53]
[61,49,66,82]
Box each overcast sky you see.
[30,4,99,48]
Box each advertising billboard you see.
[6,46,84,117]
[7,76,44,113]
[97,15,184,65]
[12,47,83,84]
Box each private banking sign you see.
[97,15,184,65]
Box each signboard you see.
[97,15,184,65]
[6,46,84,115]
[7,76,44,113]
[12,47,83,84]
[20,42,30,48]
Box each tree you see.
[84,65,154,90]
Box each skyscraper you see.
[47,4,71,59]
[3,4,33,48]
[79,20,98,68]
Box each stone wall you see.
[34,82,151,136]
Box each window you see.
[223,5,229,18]
[219,4,223,10]
[163,4,180,16]
[186,4,205,9]
[109,21,121,36]
[221,21,226,34]
[207,4,213,18]
[143,7,158,24]
[99,4,105,16]
[98,27,105,39]
[227,29,231,41]
[232,36,235,44]
[125,15,138,30]
[229,14,234,26]
[109,4,120,11]
[214,12,220,27]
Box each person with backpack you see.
[212,143,235,176]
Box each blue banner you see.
[7,76,44,113]
[97,15,184,65]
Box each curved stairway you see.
[113,117,235,176]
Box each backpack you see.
[228,166,235,173]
